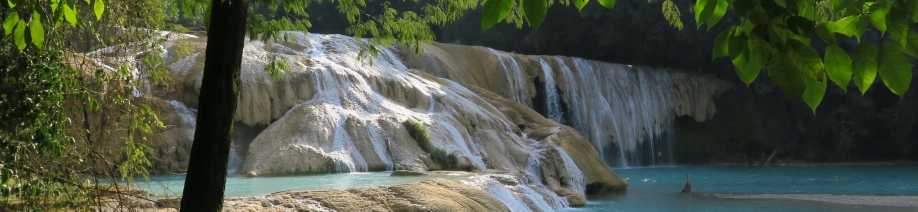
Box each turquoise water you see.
[128,172,469,198]
[130,166,917,211]
[566,165,918,212]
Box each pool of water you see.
[127,171,470,198]
[565,165,918,212]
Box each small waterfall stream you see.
[491,55,723,167]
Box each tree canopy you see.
[482,0,917,112]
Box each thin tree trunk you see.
[180,0,248,210]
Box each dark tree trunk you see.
[179,0,248,211]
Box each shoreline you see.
[713,194,918,208]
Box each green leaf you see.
[877,43,912,98]
[573,0,587,11]
[747,35,772,65]
[886,7,909,48]
[696,0,719,29]
[598,0,617,8]
[706,0,728,30]
[911,0,918,23]
[728,33,747,60]
[733,0,755,16]
[481,0,513,30]
[768,55,806,98]
[63,0,77,26]
[824,45,853,92]
[773,0,787,8]
[904,29,918,57]
[520,0,548,29]
[868,1,891,35]
[94,0,105,20]
[7,0,14,8]
[852,42,878,94]
[51,0,60,12]
[786,16,814,37]
[786,39,825,82]
[14,20,25,51]
[748,7,768,25]
[833,0,850,11]
[30,11,44,49]
[3,12,18,35]
[815,22,839,44]
[712,28,732,58]
[733,47,761,86]
[803,74,827,113]
[797,0,815,18]
[833,15,868,41]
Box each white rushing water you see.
[446,52,725,167]
[538,58,564,123]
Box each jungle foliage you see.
[481,0,917,112]
[2,0,172,210]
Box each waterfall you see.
[366,121,394,171]
[489,49,531,106]
[555,146,585,195]
[463,174,558,212]
[328,115,369,172]
[538,58,564,123]
[408,46,727,167]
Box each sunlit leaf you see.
[852,42,877,94]
[824,45,852,92]
[521,0,548,29]
[706,0,728,30]
[768,55,806,98]
[733,47,761,86]
[482,0,513,30]
[30,11,44,49]
[877,43,912,98]
[573,0,587,11]
[63,0,77,26]
[728,33,747,60]
[786,39,825,82]
[3,12,18,35]
[833,15,867,41]
[712,28,732,59]
[797,0,815,18]
[94,0,105,20]
[598,0,617,8]
[868,0,891,35]
[14,20,25,51]
[803,74,827,113]
[696,0,717,29]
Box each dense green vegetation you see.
[1,0,172,210]
[404,119,461,170]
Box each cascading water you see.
[489,49,531,106]
[537,58,564,123]
[410,47,727,167]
